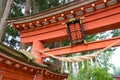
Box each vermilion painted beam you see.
[21,4,120,44]
[41,36,120,58]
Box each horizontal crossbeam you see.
[41,36,120,58]
[21,4,120,44]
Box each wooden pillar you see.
[31,40,44,63]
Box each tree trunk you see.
[20,0,32,49]
[0,0,13,41]
[32,0,39,14]
[0,0,6,19]
[24,0,31,16]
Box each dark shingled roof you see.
[0,42,68,75]
[0,42,47,67]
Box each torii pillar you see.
[31,40,44,63]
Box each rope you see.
[32,39,120,62]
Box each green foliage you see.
[5,25,19,37]
[86,34,97,42]
[9,0,24,18]
[14,0,25,4]
[67,61,114,80]
[61,40,70,46]
[3,25,20,49]
[38,0,71,12]
[90,67,114,80]
[67,30,116,80]
[67,74,76,80]
[98,48,115,69]
[10,5,23,18]
[3,0,24,49]
[111,29,120,37]
[38,0,61,12]
[77,61,90,80]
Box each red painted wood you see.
[31,41,44,63]
[20,3,120,44]
[33,73,43,80]
[41,36,120,57]
[3,1,120,80]
[114,76,120,80]
[0,61,67,80]
[0,63,34,80]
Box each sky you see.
[111,47,120,67]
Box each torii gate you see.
[8,0,120,64]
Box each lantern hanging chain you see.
[32,39,120,62]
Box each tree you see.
[24,0,31,16]
[0,0,6,19]
[3,0,24,49]
[90,67,114,80]
[32,0,39,14]
[2,0,68,49]
[0,0,14,41]
[66,31,116,80]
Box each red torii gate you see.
[8,0,120,64]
